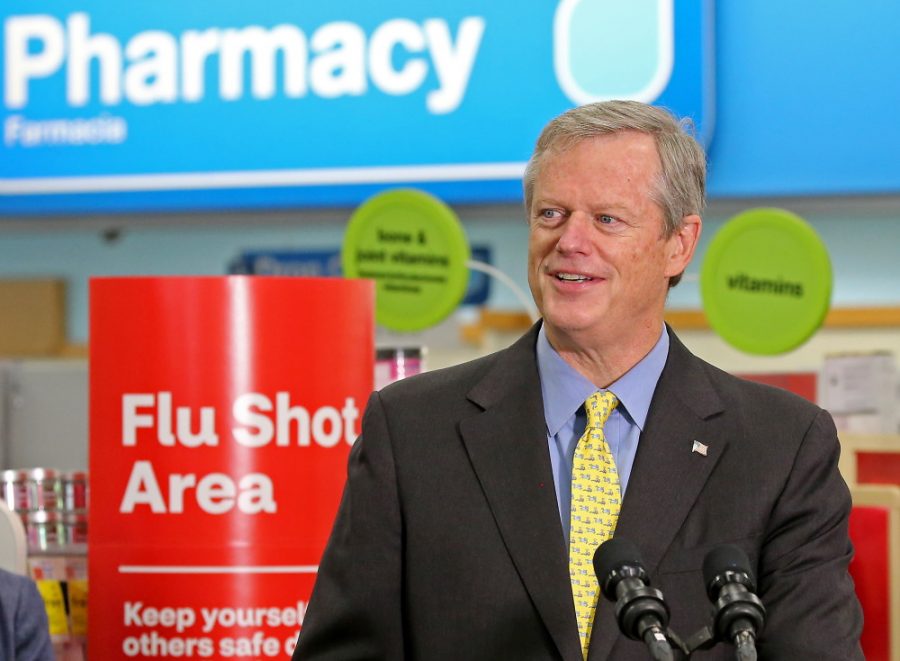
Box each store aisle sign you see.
[342,189,471,331]
[89,277,373,659]
[228,245,493,305]
[0,0,713,213]
[700,208,832,355]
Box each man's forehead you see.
[535,135,659,190]
[535,134,662,188]
[546,128,656,151]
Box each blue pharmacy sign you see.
[0,1,714,214]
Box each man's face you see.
[527,131,699,348]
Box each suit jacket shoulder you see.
[378,324,540,410]
[605,329,863,660]
[295,324,583,661]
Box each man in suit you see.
[0,568,54,661]
[294,101,863,660]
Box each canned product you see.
[63,510,88,546]
[25,468,63,511]
[1,469,30,511]
[375,347,425,390]
[66,555,88,641]
[29,556,87,658]
[68,579,89,638]
[35,579,70,638]
[25,510,66,552]
[61,472,89,511]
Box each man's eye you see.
[539,209,563,222]
[598,214,616,224]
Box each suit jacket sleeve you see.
[0,571,54,661]
[17,577,54,661]
[293,391,405,660]
[755,408,863,660]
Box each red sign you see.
[89,277,373,659]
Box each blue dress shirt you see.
[536,324,669,544]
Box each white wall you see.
[0,198,898,365]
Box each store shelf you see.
[667,307,900,330]
[839,434,900,487]
[460,307,900,345]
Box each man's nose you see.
[556,213,594,254]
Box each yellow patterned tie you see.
[569,391,620,659]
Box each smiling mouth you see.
[555,272,594,282]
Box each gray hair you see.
[523,100,707,238]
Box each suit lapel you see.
[459,325,583,661]
[590,331,728,660]
[458,327,730,661]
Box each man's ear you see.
[665,214,702,278]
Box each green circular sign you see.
[342,189,470,332]
[700,208,832,355]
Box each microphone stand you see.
[660,627,691,658]
[681,624,716,658]
[678,623,757,660]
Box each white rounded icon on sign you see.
[554,0,674,104]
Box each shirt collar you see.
[536,324,669,436]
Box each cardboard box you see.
[0,279,66,356]
[735,372,817,404]
[820,352,897,435]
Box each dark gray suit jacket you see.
[0,569,54,661]
[295,325,863,660]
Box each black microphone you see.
[594,538,674,661]
[702,545,766,661]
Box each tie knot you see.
[585,391,618,430]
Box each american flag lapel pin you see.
[691,440,708,456]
